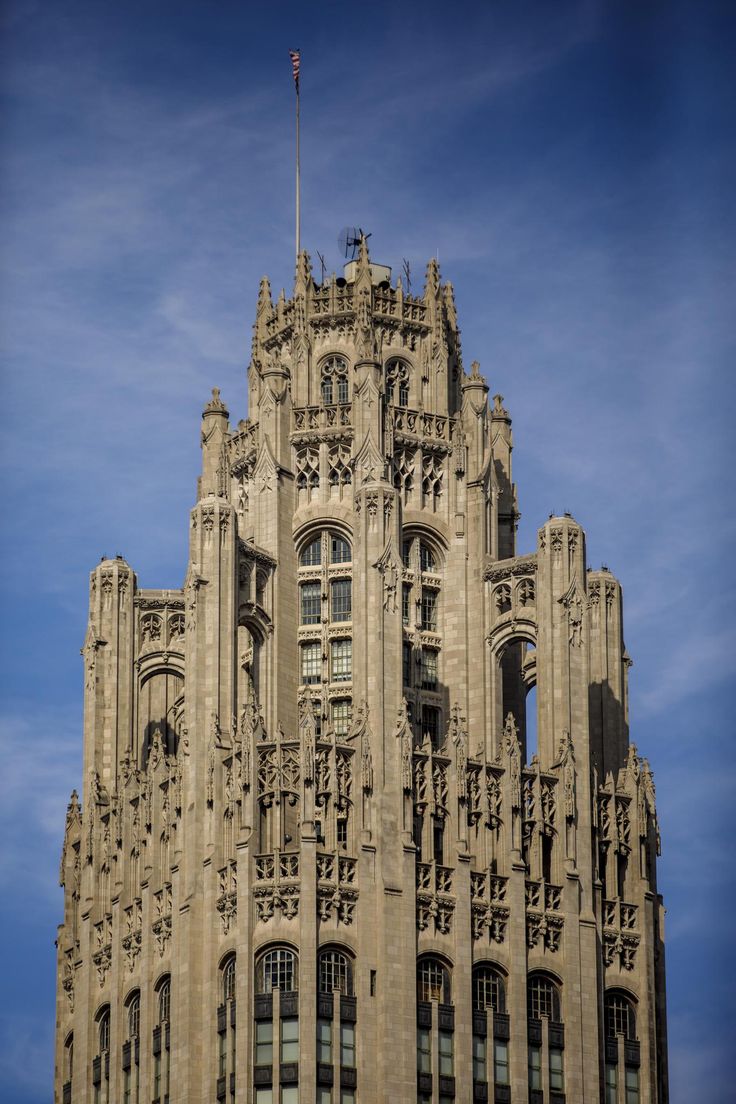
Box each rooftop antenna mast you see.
[288,50,301,261]
[337,227,369,261]
[316,251,327,283]
[402,258,411,291]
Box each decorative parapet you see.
[603,899,640,970]
[484,552,538,584]
[216,860,237,934]
[525,881,564,952]
[152,883,172,956]
[253,852,300,922]
[470,871,509,942]
[229,420,258,475]
[122,899,142,972]
[416,860,455,935]
[292,404,353,438]
[316,852,358,924]
[391,406,455,447]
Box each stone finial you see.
[295,249,312,288]
[470,360,482,379]
[256,276,272,313]
[423,257,441,300]
[204,387,228,416]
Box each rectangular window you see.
[317,1019,332,1063]
[438,1031,453,1076]
[421,588,437,630]
[402,584,411,626]
[422,704,441,749]
[340,1093,355,1104]
[421,648,438,689]
[281,1089,299,1104]
[255,1090,273,1104]
[433,817,445,865]
[605,1064,618,1104]
[528,1045,542,1090]
[494,1039,509,1085]
[255,1020,273,1065]
[331,638,352,682]
[301,581,321,624]
[218,1029,227,1076]
[331,699,352,737]
[412,811,424,859]
[340,1022,356,1068]
[337,816,348,848]
[417,1027,431,1073]
[280,1018,299,1063]
[317,1090,332,1104]
[331,579,352,622]
[472,1034,486,1082]
[403,641,412,686]
[625,1066,640,1104]
[301,641,321,684]
[549,1046,564,1091]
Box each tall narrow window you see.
[317,1018,332,1062]
[422,704,441,749]
[528,1045,542,1090]
[319,950,353,996]
[403,641,413,685]
[417,1027,431,1073]
[473,965,506,1013]
[340,1022,356,1068]
[94,1008,110,1104]
[438,1031,453,1075]
[219,957,236,1099]
[402,584,411,626]
[124,994,140,1104]
[322,376,333,405]
[300,581,321,625]
[300,537,322,567]
[472,1034,486,1082]
[331,638,352,682]
[420,647,438,689]
[433,816,445,864]
[255,1021,273,1066]
[331,536,352,564]
[527,974,561,1021]
[154,978,171,1104]
[63,1033,74,1101]
[331,699,352,737]
[421,588,438,631]
[301,641,321,685]
[281,1018,299,1062]
[330,579,352,621]
[494,1040,509,1085]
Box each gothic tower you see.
[55,240,668,1104]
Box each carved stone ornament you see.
[396,699,413,792]
[504,713,522,810]
[558,576,584,648]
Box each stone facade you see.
[55,239,668,1104]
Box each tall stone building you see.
[56,240,668,1104]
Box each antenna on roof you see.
[316,251,327,283]
[338,227,368,261]
[402,259,411,291]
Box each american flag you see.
[289,50,300,91]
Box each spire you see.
[204,387,228,417]
[294,249,313,290]
[256,276,272,315]
[356,232,371,275]
[423,257,441,301]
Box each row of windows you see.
[301,639,352,684]
[318,356,411,408]
[300,580,352,624]
[300,534,352,567]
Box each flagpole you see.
[295,77,300,260]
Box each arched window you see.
[128,992,140,1039]
[604,991,639,1103]
[256,947,298,993]
[385,358,410,406]
[319,949,353,996]
[94,1007,110,1104]
[473,965,506,1013]
[527,973,561,1021]
[98,1008,110,1053]
[219,957,237,1098]
[331,535,351,564]
[300,536,322,567]
[401,533,443,757]
[123,993,140,1104]
[527,974,564,1095]
[605,991,637,1040]
[419,541,436,573]
[417,957,451,1004]
[320,355,349,406]
[153,977,171,1104]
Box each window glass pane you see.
[255,1090,273,1104]
[330,579,352,621]
[337,376,349,404]
[472,1035,486,1082]
[331,536,351,563]
[606,993,636,1040]
[421,588,437,630]
[494,1040,509,1085]
[317,1091,331,1104]
[625,1066,639,1104]
[439,1031,453,1075]
[528,1046,542,1090]
[255,1020,273,1064]
[473,967,505,1013]
[260,949,297,992]
[301,582,321,624]
[422,705,441,750]
[300,538,322,566]
[223,959,236,1002]
[398,382,409,407]
[319,951,352,995]
[402,585,411,627]
[421,648,438,689]
[322,377,333,404]
[280,1017,299,1062]
[417,959,449,1003]
[549,1047,564,1090]
[340,1093,355,1104]
[340,1022,355,1068]
[331,639,352,682]
[605,1065,618,1104]
[402,540,411,567]
[281,1088,299,1104]
[331,699,352,737]
[301,642,321,684]
[420,543,436,572]
[403,641,412,684]
[417,1027,431,1073]
[317,1019,332,1063]
[528,976,560,1021]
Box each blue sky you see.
[1,1,734,1099]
